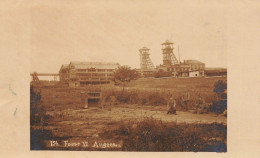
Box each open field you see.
[31,104,226,151]
[31,76,227,151]
[126,76,227,89]
[34,76,227,109]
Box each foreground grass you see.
[31,117,226,151]
[99,117,227,152]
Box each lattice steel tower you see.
[139,47,155,70]
[161,40,179,66]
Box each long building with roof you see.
[157,59,205,77]
[59,61,120,87]
[172,60,205,77]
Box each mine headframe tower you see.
[161,40,179,66]
[139,46,155,70]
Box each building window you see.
[88,68,96,72]
[78,69,85,72]
[98,69,106,72]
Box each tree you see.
[113,66,140,83]
[30,86,41,125]
[213,80,227,114]
[30,86,46,130]
[154,69,172,78]
[214,80,227,94]
[112,66,140,93]
[213,80,227,99]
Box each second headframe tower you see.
[139,46,155,70]
[161,40,179,66]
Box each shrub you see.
[214,80,227,94]
[99,118,227,152]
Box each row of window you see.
[76,69,114,72]
[77,73,113,77]
[168,67,189,71]
[76,73,107,77]
[169,64,205,71]
[79,78,109,81]
[191,65,204,70]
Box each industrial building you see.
[170,60,205,77]
[59,61,120,87]
[205,68,227,77]
[31,40,207,86]
[146,40,205,78]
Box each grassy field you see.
[33,76,227,108]
[99,117,227,152]
[31,105,226,151]
[126,76,227,89]
[30,76,227,151]
[101,76,227,108]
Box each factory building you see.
[59,61,120,87]
[156,59,205,77]
[171,60,205,77]
[155,40,205,78]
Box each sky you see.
[30,1,227,73]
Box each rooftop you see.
[69,61,120,69]
[139,46,150,50]
[184,60,204,64]
[162,40,174,45]
[60,64,69,69]
[173,64,190,68]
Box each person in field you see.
[167,97,177,115]
[196,96,206,114]
[183,91,191,111]
[109,95,117,106]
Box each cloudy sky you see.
[30,0,227,73]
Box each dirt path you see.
[104,105,226,124]
[43,104,226,140]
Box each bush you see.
[212,80,227,113]
[102,89,169,106]
[102,88,218,110]
[214,80,227,94]
[99,118,227,152]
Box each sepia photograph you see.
[29,1,228,152]
[2,0,260,157]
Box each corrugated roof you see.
[69,61,120,69]
[173,64,190,68]
[185,60,204,64]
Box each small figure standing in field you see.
[109,95,117,106]
[106,95,116,111]
[167,97,177,115]
[195,96,206,114]
[181,92,190,111]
